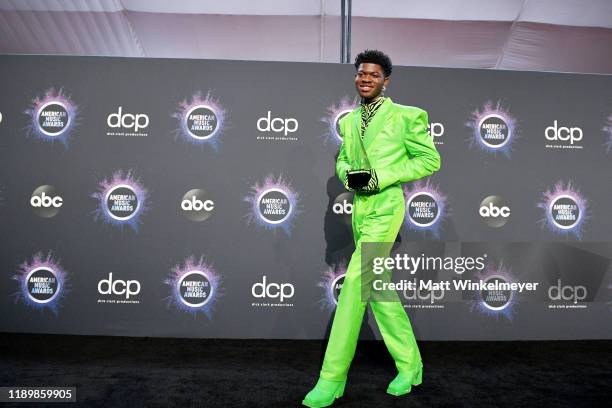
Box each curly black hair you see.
[354,49,392,77]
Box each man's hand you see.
[346,169,379,194]
[358,169,379,194]
[343,170,355,191]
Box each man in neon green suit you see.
[303,50,441,407]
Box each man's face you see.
[355,63,389,100]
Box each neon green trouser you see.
[320,186,421,381]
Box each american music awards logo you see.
[537,180,588,240]
[11,251,70,315]
[318,263,347,311]
[321,96,358,144]
[403,180,449,239]
[244,174,300,235]
[465,100,518,158]
[24,88,79,148]
[470,262,518,321]
[91,169,150,232]
[164,255,223,319]
[172,91,227,151]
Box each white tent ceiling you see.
[0,0,611,73]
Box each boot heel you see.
[412,366,423,386]
[302,378,346,408]
[335,380,346,398]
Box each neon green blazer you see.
[336,97,441,192]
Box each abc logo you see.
[181,196,214,211]
[333,200,352,215]
[545,120,583,145]
[427,122,445,138]
[548,279,587,304]
[98,272,141,299]
[480,203,510,217]
[107,106,149,132]
[479,195,510,228]
[181,189,214,222]
[332,192,353,226]
[252,275,294,302]
[30,185,63,218]
[257,111,298,136]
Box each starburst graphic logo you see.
[321,96,358,144]
[24,88,79,147]
[465,101,518,158]
[92,169,150,232]
[164,255,222,319]
[11,251,70,315]
[244,174,301,235]
[603,114,612,153]
[318,263,347,311]
[171,91,227,151]
[403,180,449,239]
[470,262,517,321]
[537,180,588,240]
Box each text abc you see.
[31,192,63,208]
[251,275,295,302]
[107,106,149,132]
[98,272,141,299]
[333,200,353,215]
[181,196,215,211]
[545,120,583,144]
[479,202,510,218]
[257,111,298,136]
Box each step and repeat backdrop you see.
[0,55,611,340]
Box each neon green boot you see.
[386,363,423,396]
[302,377,346,408]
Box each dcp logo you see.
[479,195,510,228]
[30,185,63,218]
[545,120,583,145]
[98,272,141,299]
[428,122,445,138]
[107,106,149,132]
[181,189,215,222]
[548,279,587,304]
[403,286,445,304]
[257,111,298,136]
[252,275,295,302]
